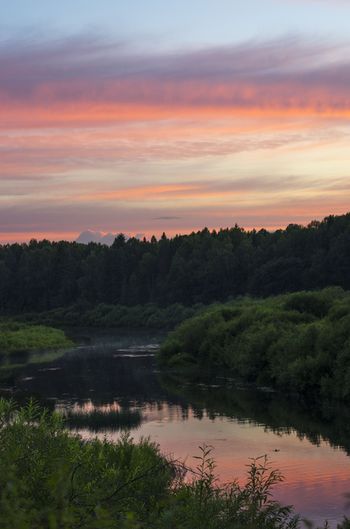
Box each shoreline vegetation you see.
[2,399,349,529]
[159,288,350,402]
[0,322,73,355]
[16,302,201,329]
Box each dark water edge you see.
[1,328,350,526]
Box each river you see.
[1,329,350,527]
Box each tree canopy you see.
[1,213,350,313]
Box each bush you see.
[159,289,350,401]
[0,399,172,529]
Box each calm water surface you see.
[2,329,350,527]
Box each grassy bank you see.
[0,322,73,354]
[160,288,350,401]
[2,399,347,529]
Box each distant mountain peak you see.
[76,230,122,246]
[76,230,144,245]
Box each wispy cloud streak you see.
[1,33,350,241]
[1,35,350,128]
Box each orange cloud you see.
[1,35,350,240]
[2,36,350,129]
[0,231,78,244]
[2,98,350,131]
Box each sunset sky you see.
[1,0,350,243]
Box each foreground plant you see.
[0,399,348,529]
[0,399,172,529]
[157,444,299,529]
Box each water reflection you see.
[1,329,350,526]
[63,402,142,432]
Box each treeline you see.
[160,288,350,401]
[19,303,200,329]
[1,213,350,313]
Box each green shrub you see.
[0,399,172,529]
[160,289,350,401]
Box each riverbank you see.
[159,288,350,402]
[0,322,73,354]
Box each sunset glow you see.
[1,1,350,242]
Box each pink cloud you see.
[1,34,350,241]
[1,35,350,129]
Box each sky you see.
[1,0,350,243]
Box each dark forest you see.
[1,213,350,313]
